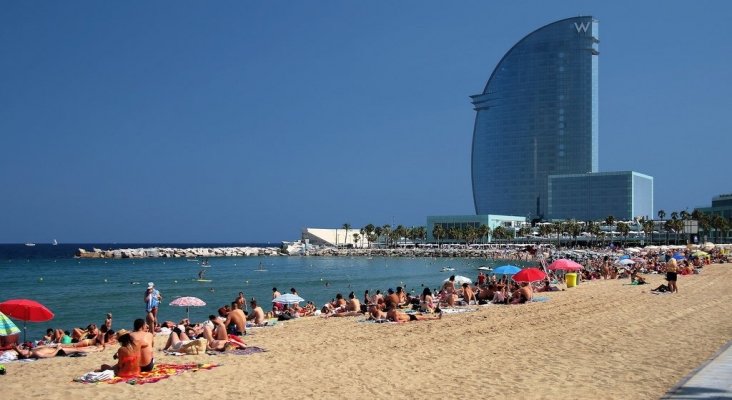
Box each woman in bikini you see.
[419,287,436,313]
[99,333,140,377]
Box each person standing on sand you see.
[666,252,679,293]
[145,282,162,331]
[129,318,154,372]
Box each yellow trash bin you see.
[566,273,577,288]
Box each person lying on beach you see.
[386,307,441,323]
[69,324,104,347]
[247,300,267,325]
[9,344,101,359]
[225,302,247,335]
[129,318,154,372]
[98,332,140,378]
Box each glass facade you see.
[471,17,599,219]
[547,172,653,221]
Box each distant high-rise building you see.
[471,16,599,219]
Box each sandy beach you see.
[3,263,731,399]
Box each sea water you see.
[0,244,532,340]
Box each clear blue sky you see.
[2,1,730,243]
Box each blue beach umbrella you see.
[672,253,685,260]
[493,265,521,275]
[619,255,630,260]
[0,311,21,337]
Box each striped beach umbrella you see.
[0,311,20,337]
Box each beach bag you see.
[181,338,207,355]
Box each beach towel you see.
[223,346,267,356]
[531,296,550,303]
[75,363,219,385]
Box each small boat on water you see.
[25,243,36,247]
[441,267,455,272]
[52,239,58,246]
[478,266,493,271]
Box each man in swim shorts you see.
[129,318,154,372]
[224,302,247,335]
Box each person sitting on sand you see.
[367,304,387,320]
[225,302,247,335]
[419,287,436,313]
[346,292,360,312]
[462,283,477,305]
[247,300,267,326]
[492,285,507,304]
[98,332,140,378]
[129,318,154,372]
[326,292,363,318]
[396,287,407,307]
[199,324,228,351]
[441,275,456,296]
[511,282,533,304]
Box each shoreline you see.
[2,263,731,399]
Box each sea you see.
[0,243,532,340]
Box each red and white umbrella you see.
[169,296,206,320]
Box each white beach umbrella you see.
[618,259,635,265]
[444,275,472,285]
[272,294,305,305]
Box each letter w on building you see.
[574,21,590,33]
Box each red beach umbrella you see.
[547,259,584,271]
[0,299,55,343]
[512,267,547,283]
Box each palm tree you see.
[642,219,655,244]
[657,210,666,220]
[566,220,581,247]
[617,222,630,246]
[692,210,710,243]
[588,221,602,247]
[363,224,375,248]
[381,225,391,248]
[605,215,615,226]
[711,215,728,243]
[342,223,351,248]
[395,225,407,247]
[670,211,679,221]
[374,226,384,247]
[477,224,490,244]
[538,224,552,238]
[352,233,360,248]
[414,226,426,245]
[433,225,445,248]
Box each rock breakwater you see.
[76,246,282,259]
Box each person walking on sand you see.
[145,282,162,331]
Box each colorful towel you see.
[74,363,218,385]
[532,296,550,303]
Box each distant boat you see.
[25,243,36,247]
[477,266,493,271]
[52,239,58,246]
[441,267,455,272]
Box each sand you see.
[3,263,732,399]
